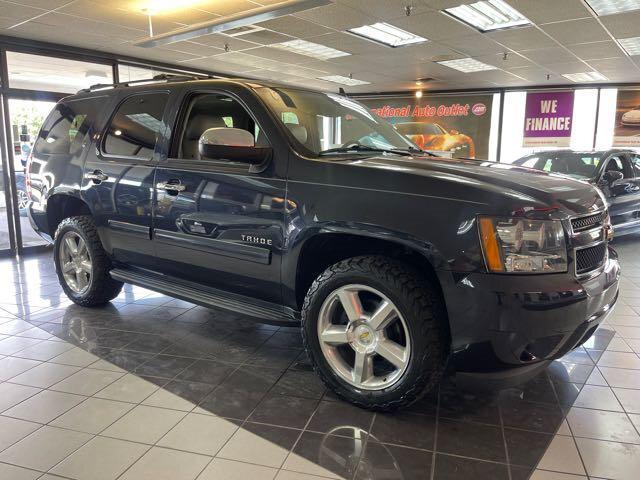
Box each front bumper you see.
[444,248,620,377]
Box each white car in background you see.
[621,107,640,126]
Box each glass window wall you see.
[7,51,113,94]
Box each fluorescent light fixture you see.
[318,75,370,86]
[437,57,498,72]
[445,0,530,32]
[271,39,350,60]
[348,22,427,47]
[562,71,608,82]
[585,0,640,16]
[618,36,640,56]
[134,0,332,47]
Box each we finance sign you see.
[523,91,574,147]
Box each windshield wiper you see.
[319,143,413,156]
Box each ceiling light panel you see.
[437,57,498,72]
[445,0,530,32]
[585,0,640,16]
[271,39,350,60]
[348,22,428,47]
[618,36,640,55]
[318,75,371,86]
[562,71,608,82]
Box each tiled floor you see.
[0,236,638,480]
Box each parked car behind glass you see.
[513,150,640,236]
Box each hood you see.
[345,154,605,217]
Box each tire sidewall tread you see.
[53,215,122,307]
[301,255,449,411]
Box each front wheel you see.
[301,256,449,411]
[54,216,123,306]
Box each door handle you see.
[157,180,186,194]
[85,170,108,183]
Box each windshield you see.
[517,153,602,180]
[255,87,417,155]
[396,123,445,136]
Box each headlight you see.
[478,216,567,273]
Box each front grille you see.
[571,211,605,232]
[575,243,607,275]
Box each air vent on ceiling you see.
[223,25,266,37]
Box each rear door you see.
[151,88,287,303]
[82,90,170,268]
[599,154,639,228]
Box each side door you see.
[152,89,287,304]
[82,90,170,269]
[598,155,639,228]
[624,153,640,227]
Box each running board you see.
[110,268,298,325]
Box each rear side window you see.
[33,97,104,155]
[103,92,168,159]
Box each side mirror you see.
[602,170,624,185]
[198,127,271,164]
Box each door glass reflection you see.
[8,99,56,248]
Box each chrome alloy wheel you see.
[59,231,92,294]
[17,189,29,210]
[317,284,410,390]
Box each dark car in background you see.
[514,150,640,236]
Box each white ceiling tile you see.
[340,0,434,20]
[600,11,640,38]
[486,26,557,51]
[567,41,625,61]
[246,46,324,65]
[196,33,261,51]
[519,46,581,64]
[293,3,380,30]
[440,33,508,56]
[541,18,611,44]
[255,16,333,38]
[509,0,592,23]
[402,11,477,41]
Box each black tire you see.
[301,255,449,411]
[54,215,123,306]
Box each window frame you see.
[99,90,170,162]
[167,88,271,169]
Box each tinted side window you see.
[33,97,104,155]
[103,93,168,159]
[605,156,633,179]
[177,93,268,160]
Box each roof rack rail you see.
[78,73,214,93]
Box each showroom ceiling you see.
[1,0,639,93]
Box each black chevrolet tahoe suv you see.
[27,76,620,410]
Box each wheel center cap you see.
[353,324,375,348]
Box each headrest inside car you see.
[286,124,308,144]
[185,115,226,141]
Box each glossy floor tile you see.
[0,235,638,479]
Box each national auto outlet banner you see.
[360,94,493,159]
[613,89,640,147]
[523,91,574,147]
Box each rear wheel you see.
[302,255,449,410]
[54,216,123,306]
